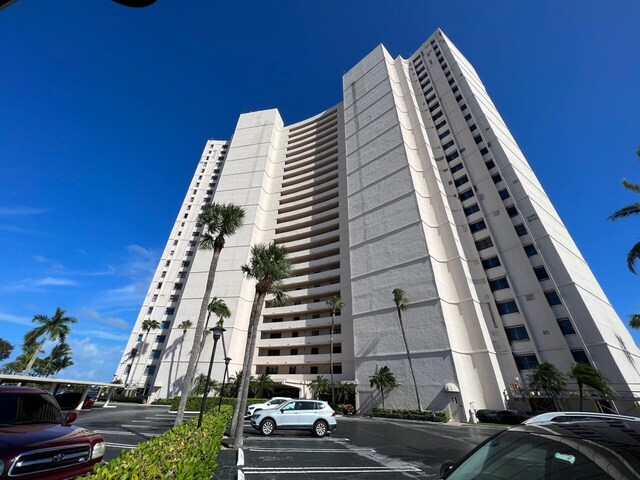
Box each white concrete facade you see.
[116,29,640,417]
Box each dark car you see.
[0,386,105,479]
[54,391,95,410]
[439,416,640,479]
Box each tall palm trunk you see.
[22,337,46,374]
[231,288,267,448]
[397,307,422,411]
[329,312,335,405]
[578,382,584,412]
[380,387,385,409]
[175,245,222,425]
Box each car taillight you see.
[332,412,336,416]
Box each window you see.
[464,113,472,121]
[165,260,171,266]
[269,332,282,339]
[454,174,469,187]
[534,266,549,280]
[311,330,320,336]
[513,354,538,370]
[290,348,298,355]
[459,189,475,201]
[146,307,153,314]
[499,189,510,200]
[469,219,487,233]
[491,173,502,184]
[170,294,179,302]
[432,110,444,121]
[157,282,163,289]
[480,147,489,155]
[289,366,297,374]
[125,364,131,374]
[150,349,161,359]
[506,205,518,217]
[452,86,459,93]
[448,78,455,85]
[446,150,459,162]
[424,86,434,96]
[474,135,483,144]
[470,124,477,132]
[310,366,318,374]
[155,335,166,343]
[174,283,183,290]
[173,240,178,246]
[266,366,278,374]
[482,256,501,269]
[514,224,528,236]
[267,349,280,356]
[137,334,143,342]
[545,290,562,306]
[311,348,319,355]
[485,159,496,170]
[426,94,436,104]
[312,314,320,319]
[557,318,576,335]
[450,162,464,174]
[571,350,590,365]
[161,320,171,329]
[333,344,342,353]
[152,294,158,301]
[177,271,187,278]
[524,244,537,257]
[455,94,463,102]
[130,348,138,358]
[505,326,529,342]
[438,129,451,140]
[292,331,299,337]
[165,307,175,315]
[186,250,194,257]
[489,277,509,291]
[333,365,342,374]
[145,365,156,376]
[460,104,468,111]
[435,120,447,130]
[475,237,494,251]
[464,203,480,216]
[496,300,519,315]
[182,261,190,267]
[442,140,455,150]
[160,271,167,278]
[334,325,341,334]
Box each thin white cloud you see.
[73,329,130,342]
[33,277,78,287]
[0,207,47,216]
[0,312,32,326]
[59,337,125,382]
[78,307,130,329]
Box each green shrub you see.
[110,395,145,404]
[151,397,176,406]
[372,408,449,423]
[86,406,232,480]
[169,396,267,412]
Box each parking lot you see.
[221,416,498,479]
[73,403,198,461]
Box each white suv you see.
[250,399,337,437]
[246,396,291,417]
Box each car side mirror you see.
[64,411,78,425]
[439,460,455,478]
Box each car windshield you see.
[445,430,629,480]
[269,399,286,405]
[0,393,63,426]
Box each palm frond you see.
[392,288,408,311]
[622,179,640,194]
[609,203,640,220]
[629,313,640,329]
[626,242,640,274]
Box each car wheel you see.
[313,420,328,437]
[261,418,275,436]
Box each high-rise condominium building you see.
[115,29,640,419]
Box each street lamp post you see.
[198,325,225,428]
[218,356,232,412]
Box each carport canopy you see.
[0,373,120,410]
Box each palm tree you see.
[609,148,640,328]
[392,288,422,411]
[47,342,74,375]
[369,365,399,409]
[129,319,160,391]
[528,362,566,410]
[309,375,330,400]
[251,373,275,398]
[570,363,615,412]
[231,241,292,448]
[336,382,356,404]
[175,203,245,425]
[199,297,231,356]
[325,295,344,405]
[22,308,76,374]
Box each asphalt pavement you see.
[216,416,500,479]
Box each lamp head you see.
[210,325,226,340]
[224,356,232,365]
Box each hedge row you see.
[110,395,146,404]
[86,407,232,480]
[372,408,449,423]
[169,396,267,412]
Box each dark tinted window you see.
[496,300,518,315]
[557,318,576,335]
[482,256,501,269]
[505,326,529,342]
[0,392,62,426]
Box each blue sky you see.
[1,0,639,382]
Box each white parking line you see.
[248,447,374,453]
[120,424,160,428]
[94,430,134,436]
[242,466,422,474]
[105,442,137,450]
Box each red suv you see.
[0,386,105,479]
